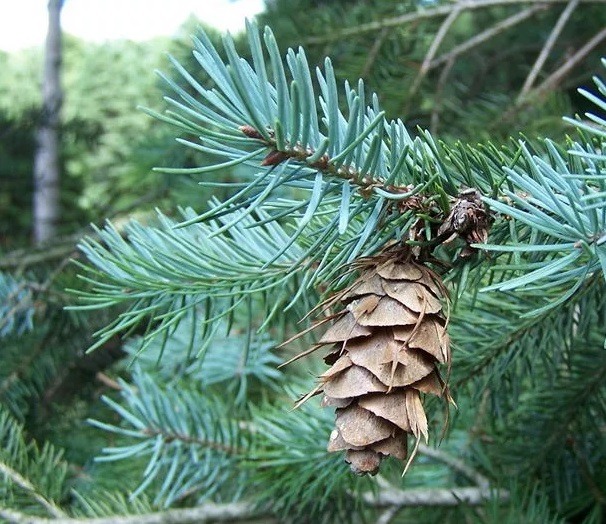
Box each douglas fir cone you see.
[289,249,452,475]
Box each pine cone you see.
[293,252,451,475]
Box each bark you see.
[0,502,273,524]
[33,0,63,244]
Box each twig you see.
[408,5,463,101]
[0,462,66,518]
[430,4,548,69]
[376,506,401,524]
[419,443,490,489]
[570,438,606,505]
[304,0,604,45]
[0,239,81,271]
[364,446,506,511]
[361,27,390,78]
[530,25,606,97]
[0,502,273,524]
[95,371,123,391]
[519,0,580,99]
[430,56,456,134]
[363,485,508,507]
[141,426,241,455]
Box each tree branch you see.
[518,0,580,98]
[419,443,490,489]
[530,24,606,97]
[360,27,390,78]
[364,486,508,507]
[408,5,463,101]
[430,4,547,69]
[304,0,605,45]
[430,55,456,134]
[0,502,272,524]
[0,462,66,518]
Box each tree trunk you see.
[33,0,63,244]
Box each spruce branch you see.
[89,370,247,506]
[530,25,606,97]
[407,5,464,101]
[153,21,481,218]
[363,485,508,507]
[429,5,547,69]
[0,463,66,519]
[0,409,68,518]
[454,275,602,385]
[0,502,272,524]
[518,0,580,98]
[418,443,490,489]
[303,0,606,45]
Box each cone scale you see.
[294,251,451,475]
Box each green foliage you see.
[0,272,35,338]
[74,207,313,352]
[0,407,67,518]
[122,318,283,401]
[90,369,247,507]
[248,398,373,523]
[1,3,606,523]
[259,0,606,139]
[72,20,606,523]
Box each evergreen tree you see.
[1,5,606,524]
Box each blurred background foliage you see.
[0,1,605,523]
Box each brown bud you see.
[261,149,289,166]
[239,125,263,140]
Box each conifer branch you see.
[303,0,606,45]
[407,6,463,100]
[363,485,509,507]
[530,25,606,96]
[429,5,547,69]
[360,27,390,78]
[518,0,580,98]
[0,502,272,524]
[140,427,241,456]
[0,462,66,518]
[418,443,490,489]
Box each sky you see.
[0,0,265,52]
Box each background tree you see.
[1,2,605,523]
[33,0,64,244]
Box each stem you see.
[0,502,272,524]
[304,0,604,45]
[363,486,508,507]
[531,25,606,96]
[518,0,580,98]
[141,427,241,455]
[361,27,390,78]
[419,443,490,489]
[0,462,66,518]
[407,6,463,101]
[430,4,547,69]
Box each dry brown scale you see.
[289,249,452,475]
